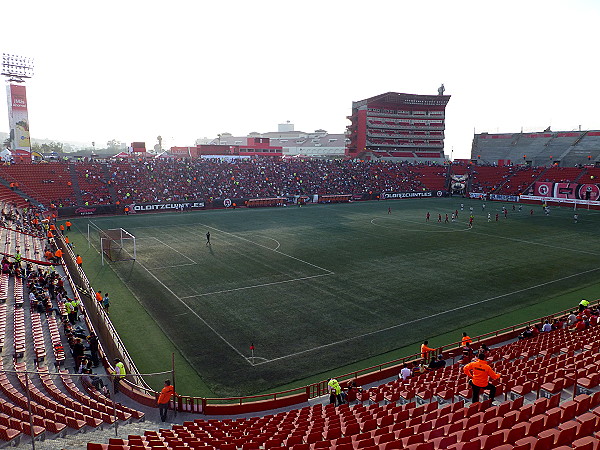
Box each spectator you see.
[463,353,501,404]
[541,320,552,332]
[399,364,412,381]
[428,354,446,370]
[567,311,578,326]
[343,380,362,405]
[87,332,99,367]
[103,292,110,312]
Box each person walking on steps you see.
[157,380,176,422]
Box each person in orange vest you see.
[59,224,65,232]
[463,353,501,404]
[50,224,56,231]
[461,332,472,347]
[65,221,72,231]
[54,248,63,264]
[157,380,176,422]
[47,230,54,239]
[45,249,53,261]
[421,341,435,363]
[76,254,83,267]
[95,291,103,303]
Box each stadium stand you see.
[3,159,600,447]
[472,130,600,167]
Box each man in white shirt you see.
[399,364,411,381]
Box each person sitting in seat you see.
[429,354,447,370]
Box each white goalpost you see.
[87,223,137,265]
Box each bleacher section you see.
[0,204,144,447]
[0,163,76,207]
[85,321,600,449]
[473,130,600,167]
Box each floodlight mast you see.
[1,53,34,83]
[3,53,34,155]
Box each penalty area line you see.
[134,259,252,364]
[179,273,334,299]
[199,223,333,274]
[252,265,600,366]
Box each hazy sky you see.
[1,0,599,159]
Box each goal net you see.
[88,223,137,265]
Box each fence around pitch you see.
[55,232,149,391]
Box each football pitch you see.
[70,198,600,397]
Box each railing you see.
[55,232,149,390]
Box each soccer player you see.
[495,213,499,221]
[469,215,474,228]
[438,214,442,223]
[504,209,507,219]
[451,213,456,222]
[574,213,578,223]
[388,207,391,214]
[445,214,449,223]
[487,213,491,222]
[426,212,430,222]
[206,231,211,246]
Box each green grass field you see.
[69,198,600,397]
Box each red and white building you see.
[170,137,283,159]
[346,91,451,161]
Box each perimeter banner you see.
[382,190,447,199]
[130,201,206,212]
[533,181,600,200]
[57,205,117,217]
[6,84,31,151]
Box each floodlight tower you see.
[2,53,34,155]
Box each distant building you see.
[197,124,347,158]
[346,91,450,162]
[170,137,283,158]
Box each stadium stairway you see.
[68,164,84,206]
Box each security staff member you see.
[463,353,500,404]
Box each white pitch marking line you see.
[180,273,334,299]
[199,223,333,274]
[251,265,600,365]
[469,230,600,256]
[133,259,251,364]
[264,236,281,251]
[148,262,197,270]
[370,217,471,233]
[152,237,197,263]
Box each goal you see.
[88,224,137,265]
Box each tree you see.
[107,139,121,150]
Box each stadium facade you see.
[472,130,600,167]
[346,91,451,162]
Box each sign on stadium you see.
[131,201,205,212]
[382,190,446,199]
